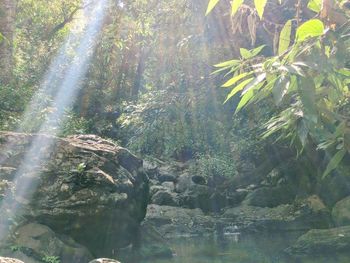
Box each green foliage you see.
[210,0,350,177]
[278,20,292,55]
[59,111,90,137]
[42,255,60,263]
[190,153,238,178]
[295,19,325,42]
[10,245,21,252]
[118,88,232,160]
[206,0,267,18]
[76,162,87,174]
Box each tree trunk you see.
[0,0,16,84]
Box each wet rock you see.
[137,222,173,258]
[332,196,350,226]
[191,175,206,185]
[150,185,168,197]
[179,185,211,212]
[286,226,350,256]
[226,189,249,206]
[151,190,179,207]
[209,192,227,213]
[243,185,296,208]
[317,165,350,207]
[175,173,195,193]
[158,173,176,183]
[161,182,175,191]
[144,204,215,238]
[5,223,93,263]
[223,196,331,232]
[143,160,159,179]
[0,132,149,258]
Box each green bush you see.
[189,153,238,178]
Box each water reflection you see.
[128,232,350,263]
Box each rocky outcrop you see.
[243,185,296,208]
[332,196,350,226]
[316,165,350,207]
[9,223,92,263]
[144,204,215,238]
[0,258,24,263]
[0,132,149,258]
[286,226,350,256]
[223,196,331,232]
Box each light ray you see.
[0,0,108,242]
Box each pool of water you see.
[124,232,350,263]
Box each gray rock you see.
[158,174,176,183]
[223,195,331,232]
[175,173,195,193]
[332,196,350,226]
[179,185,211,212]
[144,205,215,238]
[161,181,175,191]
[243,185,296,208]
[8,223,92,263]
[0,258,24,263]
[0,132,149,257]
[143,160,159,179]
[137,222,173,258]
[151,190,179,206]
[286,226,350,256]
[191,175,206,185]
[150,185,168,197]
[317,165,350,206]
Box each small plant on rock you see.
[42,255,60,263]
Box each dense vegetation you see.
[0,0,349,180]
[1,1,350,262]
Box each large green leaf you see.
[214,59,240,68]
[224,77,254,103]
[236,89,254,113]
[307,0,322,12]
[222,72,252,87]
[272,76,290,105]
[323,149,347,178]
[299,77,317,123]
[296,19,325,42]
[206,0,220,15]
[232,0,244,16]
[254,0,268,19]
[278,20,292,55]
[240,45,265,59]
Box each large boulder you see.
[179,185,211,212]
[243,185,296,208]
[222,196,331,232]
[144,204,215,238]
[0,258,24,263]
[286,226,350,256]
[316,165,350,207]
[151,190,179,207]
[0,132,149,257]
[332,196,350,226]
[0,223,92,263]
[136,222,173,259]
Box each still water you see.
[128,232,350,263]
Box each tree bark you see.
[0,0,16,84]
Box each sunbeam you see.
[0,0,108,242]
